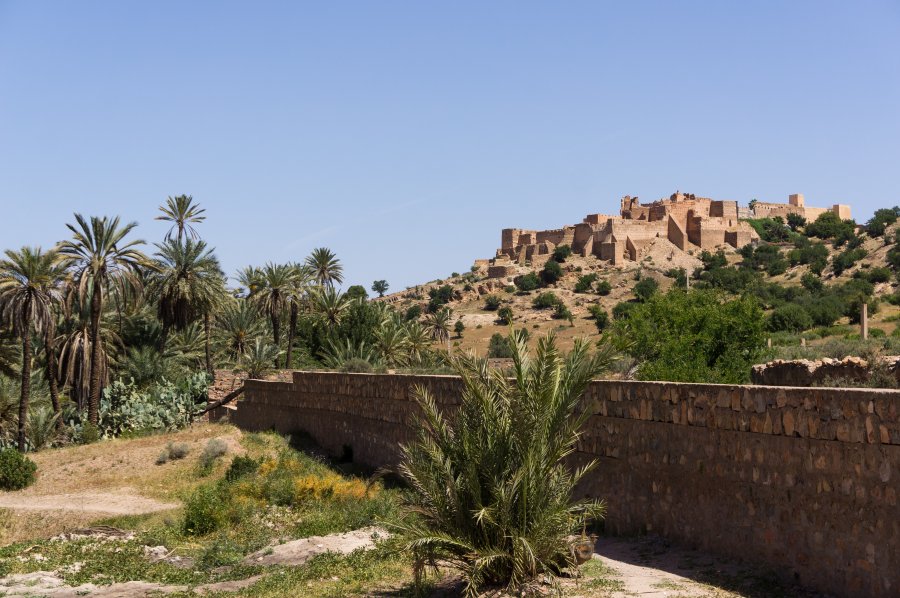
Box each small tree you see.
[596,280,612,296]
[372,280,389,297]
[786,213,807,232]
[454,320,465,338]
[346,285,368,300]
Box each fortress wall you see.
[236,372,900,598]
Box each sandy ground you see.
[0,491,177,515]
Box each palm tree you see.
[235,266,263,298]
[404,321,432,366]
[373,321,410,366]
[284,264,313,369]
[250,263,297,354]
[0,247,66,450]
[215,300,266,364]
[305,247,343,288]
[425,308,452,350]
[312,286,349,328]
[59,215,149,425]
[156,195,206,242]
[150,238,226,372]
[57,283,122,411]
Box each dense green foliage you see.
[398,332,613,595]
[551,244,572,262]
[0,448,37,490]
[612,289,765,383]
[539,259,563,285]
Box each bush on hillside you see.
[633,277,659,301]
[552,302,572,321]
[487,333,513,359]
[539,259,563,285]
[496,306,514,325]
[865,207,900,237]
[574,273,597,293]
[551,244,572,262]
[514,272,541,292]
[595,280,612,296]
[0,449,37,490]
[805,212,856,243]
[532,292,561,309]
[588,305,609,332]
[483,295,501,311]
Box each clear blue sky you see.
[1,2,898,291]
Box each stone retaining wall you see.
[234,372,900,598]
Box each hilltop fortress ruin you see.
[491,191,851,271]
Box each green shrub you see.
[633,277,659,301]
[805,212,856,243]
[768,304,814,333]
[427,285,455,312]
[552,302,572,321]
[183,483,227,536]
[800,272,823,292]
[532,292,561,309]
[540,259,563,285]
[0,449,37,490]
[404,305,422,321]
[574,273,597,293]
[487,333,513,358]
[551,244,572,262]
[595,280,612,296]
[514,273,541,292]
[665,268,688,289]
[399,331,613,594]
[80,422,100,444]
[503,285,516,294]
[225,455,260,482]
[612,301,635,320]
[496,306,514,325]
[612,289,765,384]
[454,320,465,337]
[832,248,867,276]
[483,295,501,311]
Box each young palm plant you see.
[398,330,614,596]
[0,247,67,450]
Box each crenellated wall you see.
[234,372,900,598]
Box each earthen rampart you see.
[235,371,898,598]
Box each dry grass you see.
[0,423,244,544]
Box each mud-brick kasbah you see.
[483,191,851,276]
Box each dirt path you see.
[0,491,178,515]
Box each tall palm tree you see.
[251,263,297,352]
[59,214,149,425]
[284,264,313,369]
[156,195,206,242]
[150,238,225,365]
[57,282,122,411]
[0,247,66,451]
[305,247,343,288]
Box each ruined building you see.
[493,191,851,269]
